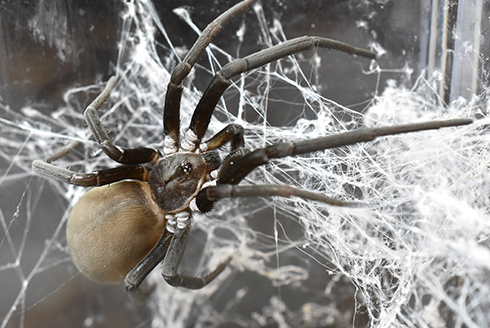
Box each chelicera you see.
[32,0,472,301]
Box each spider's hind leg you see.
[32,160,151,187]
[83,77,160,165]
[162,220,231,289]
[125,230,174,303]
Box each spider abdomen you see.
[67,181,165,284]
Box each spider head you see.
[149,152,219,213]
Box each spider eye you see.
[181,162,192,174]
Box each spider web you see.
[1,0,490,327]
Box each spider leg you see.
[196,184,361,213]
[41,140,81,163]
[163,0,256,152]
[194,118,472,211]
[218,118,473,186]
[162,222,230,289]
[183,36,377,151]
[219,148,250,177]
[32,160,151,187]
[125,230,173,302]
[200,123,244,151]
[84,77,160,164]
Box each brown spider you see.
[32,0,472,301]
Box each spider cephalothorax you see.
[32,0,472,301]
[149,151,220,213]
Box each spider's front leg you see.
[163,0,256,152]
[200,123,245,151]
[194,118,473,212]
[197,184,361,213]
[161,215,231,289]
[218,118,474,185]
[185,36,377,150]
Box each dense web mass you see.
[1,0,489,327]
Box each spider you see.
[32,0,472,301]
